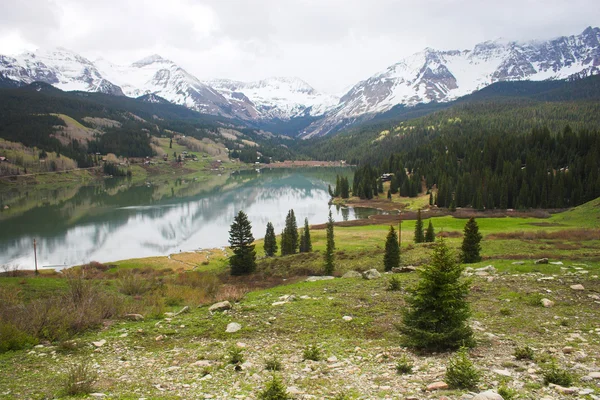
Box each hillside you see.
[0,82,296,177]
[0,198,599,398]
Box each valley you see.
[1,21,600,400]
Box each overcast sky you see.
[0,0,598,93]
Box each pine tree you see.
[414,209,424,243]
[400,239,474,351]
[425,220,435,242]
[383,225,400,271]
[340,177,350,199]
[281,209,299,255]
[324,211,335,275]
[429,192,433,206]
[299,218,312,253]
[228,211,257,275]
[264,222,278,257]
[461,217,482,263]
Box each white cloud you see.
[0,0,598,93]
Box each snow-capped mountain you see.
[207,77,339,120]
[1,26,599,137]
[0,47,123,95]
[94,55,238,117]
[301,26,600,137]
[0,49,337,122]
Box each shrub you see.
[116,272,152,295]
[258,375,291,400]
[228,346,245,365]
[542,361,574,387]
[0,322,37,353]
[387,275,402,292]
[265,356,283,371]
[514,345,535,360]
[63,360,98,396]
[332,392,351,400]
[499,307,512,316]
[395,354,414,374]
[303,344,321,361]
[445,347,481,390]
[498,386,518,400]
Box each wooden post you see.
[398,211,402,251]
[33,239,38,276]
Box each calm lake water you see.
[0,168,386,269]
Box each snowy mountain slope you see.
[94,55,240,117]
[207,77,339,120]
[301,26,600,138]
[0,48,124,95]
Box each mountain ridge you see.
[0,26,599,138]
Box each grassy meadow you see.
[0,197,599,398]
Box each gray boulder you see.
[341,271,362,278]
[306,276,335,282]
[209,301,232,312]
[362,269,382,280]
[472,391,504,400]
[226,322,241,333]
[534,258,549,264]
[124,313,144,321]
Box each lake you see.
[0,168,387,269]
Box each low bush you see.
[0,322,37,353]
[303,344,321,361]
[395,354,414,374]
[228,346,245,365]
[116,271,153,296]
[387,276,401,291]
[514,345,535,360]
[445,347,481,390]
[63,360,98,396]
[257,375,291,400]
[543,361,574,387]
[265,356,283,371]
[498,385,518,400]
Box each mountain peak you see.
[131,54,171,67]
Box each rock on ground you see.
[341,271,362,278]
[209,301,232,312]
[306,276,335,282]
[541,298,555,307]
[225,322,241,333]
[362,269,381,280]
[472,390,504,400]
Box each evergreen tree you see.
[228,211,257,275]
[281,209,299,255]
[264,222,278,257]
[299,218,312,253]
[429,192,434,206]
[383,225,400,271]
[324,211,335,275]
[377,179,384,194]
[340,177,350,198]
[461,217,482,263]
[414,209,425,243]
[400,239,474,351]
[387,189,392,200]
[425,221,435,243]
[169,138,172,149]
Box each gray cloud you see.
[0,0,598,93]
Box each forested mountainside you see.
[0,82,295,166]
[301,75,600,209]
